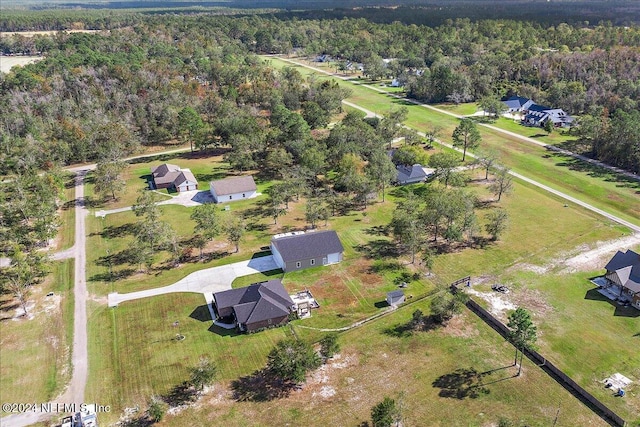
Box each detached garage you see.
[210,176,257,203]
[270,230,344,272]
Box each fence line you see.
[450,282,627,427]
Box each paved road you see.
[277,56,640,234]
[276,56,640,183]
[1,170,89,427]
[61,171,89,406]
[66,146,192,173]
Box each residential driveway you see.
[95,190,217,217]
[108,255,279,307]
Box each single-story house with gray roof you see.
[396,164,434,185]
[210,175,257,203]
[604,249,640,309]
[151,163,198,192]
[212,279,294,332]
[270,230,344,272]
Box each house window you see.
[296,262,301,268]
[310,259,315,266]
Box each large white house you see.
[209,176,257,203]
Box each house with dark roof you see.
[502,96,574,128]
[270,230,344,272]
[503,96,535,113]
[603,249,640,309]
[212,279,295,332]
[396,164,433,185]
[151,164,198,192]
[523,107,574,128]
[209,175,257,203]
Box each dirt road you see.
[1,171,89,427]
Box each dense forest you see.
[2,12,639,174]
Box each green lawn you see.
[85,293,291,425]
[84,151,232,210]
[77,62,639,425]
[0,259,74,411]
[116,295,607,427]
[481,269,640,423]
[265,56,640,228]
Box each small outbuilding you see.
[270,230,344,272]
[386,290,405,307]
[209,175,257,203]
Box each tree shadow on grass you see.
[355,239,399,259]
[230,369,299,402]
[163,381,198,407]
[383,315,440,338]
[364,224,390,236]
[96,247,137,267]
[98,223,137,239]
[432,368,490,399]
[89,268,136,283]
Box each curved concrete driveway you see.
[108,255,279,309]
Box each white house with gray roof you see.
[270,230,344,272]
[396,164,433,185]
[209,175,257,203]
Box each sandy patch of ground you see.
[558,233,640,274]
[510,288,552,317]
[0,56,44,73]
[504,233,640,276]
[466,288,517,321]
[517,263,550,275]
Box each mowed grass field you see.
[81,149,637,423]
[91,293,608,427]
[266,56,640,228]
[84,150,233,210]
[478,269,640,423]
[85,293,291,425]
[0,259,74,411]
